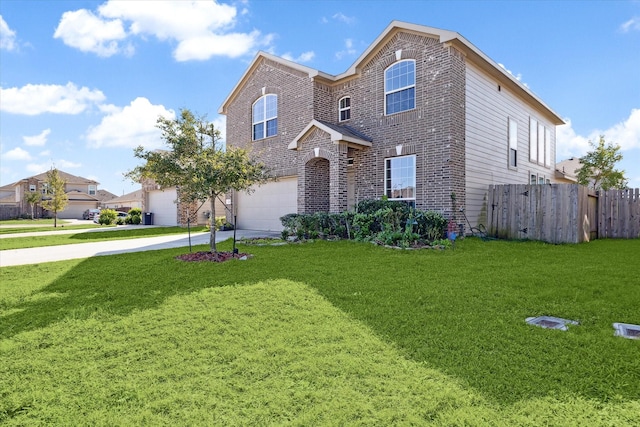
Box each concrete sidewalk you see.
[0,229,279,267]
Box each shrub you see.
[126,208,142,225]
[98,209,117,225]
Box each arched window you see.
[252,94,277,140]
[339,96,351,122]
[384,60,415,115]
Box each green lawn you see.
[0,226,208,249]
[1,238,638,425]
[0,219,69,226]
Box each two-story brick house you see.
[0,170,111,219]
[219,21,564,231]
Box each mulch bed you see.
[175,251,251,263]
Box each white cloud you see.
[54,1,272,61]
[556,108,640,159]
[39,150,51,157]
[0,15,17,51]
[281,50,315,63]
[174,30,266,61]
[23,129,51,146]
[86,97,175,149]
[54,9,128,57]
[332,13,355,24]
[620,17,640,33]
[26,160,81,174]
[212,115,226,146]
[4,147,32,161]
[0,83,106,115]
[335,38,357,60]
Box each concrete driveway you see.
[0,229,280,267]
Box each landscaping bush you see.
[98,209,117,225]
[127,208,142,225]
[280,199,447,246]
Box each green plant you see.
[127,208,142,225]
[98,209,117,225]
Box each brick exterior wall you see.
[225,29,468,219]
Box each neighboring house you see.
[219,21,564,231]
[555,157,581,184]
[0,170,102,219]
[95,189,118,205]
[142,180,226,226]
[102,189,144,211]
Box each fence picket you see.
[485,184,639,243]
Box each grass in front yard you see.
[1,238,638,424]
[0,219,69,226]
[0,224,102,235]
[0,226,208,250]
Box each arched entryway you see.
[304,157,330,213]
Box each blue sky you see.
[1,0,639,195]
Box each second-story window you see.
[385,59,415,115]
[252,94,278,141]
[339,96,351,121]
[88,185,96,195]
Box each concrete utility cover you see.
[526,316,579,331]
[613,323,640,340]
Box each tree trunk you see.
[209,195,217,252]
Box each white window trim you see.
[537,122,545,166]
[529,117,538,163]
[384,154,416,202]
[338,96,351,122]
[544,127,551,168]
[252,94,277,141]
[88,185,96,195]
[29,184,37,192]
[384,59,416,116]
[508,117,518,169]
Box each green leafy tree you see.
[577,136,628,191]
[41,168,68,227]
[25,191,41,220]
[127,109,270,252]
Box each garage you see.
[58,201,97,219]
[147,188,178,226]
[236,177,297,231]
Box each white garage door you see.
[147,189,178,226]
[59,202,95,219]
[236,177,297,231]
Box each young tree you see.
[127,109,270,252]
[577,136,628,191]
[41,168,69,227]
[25,190,41,220]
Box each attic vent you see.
[347,158,354,166]
[526,316,579,331]
[613,323,640,339]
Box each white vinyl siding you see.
[465,62,556,231]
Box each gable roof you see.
[219,20,563,125]
[288,119,373,150]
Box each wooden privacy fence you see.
[487,184,639,243]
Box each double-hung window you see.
[339,96,351,121]
[252,94,277,141]
[385,155,416,202]
[385,60,415,115]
